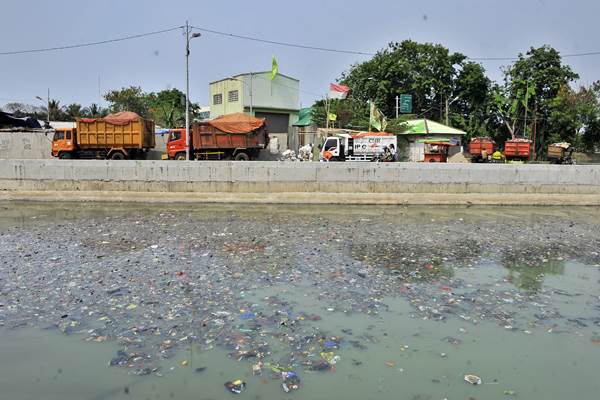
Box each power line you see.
[2,22,600,64]
[191,25,376,57]
[469,51,600,62]
[193,24,600,63]
[0,26,183,55]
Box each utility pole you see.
[185,21,191,161]
[248,73,254,115]
[532,103,538,161]
[325,96,330,131]
[184,21,201,161]
[445,95,449,126]
[46,88,50,128]
[367,100,371,132]
[395,95,399,119]
[523,79,529,139]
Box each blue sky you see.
[1,0,599,109]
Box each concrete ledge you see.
[1,160,600,205]
[1,190,600,206]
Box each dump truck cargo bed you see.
[77,113,155,150]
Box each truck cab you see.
[320,136,346,161]
[165,128,187,160]
[51,128,76,158]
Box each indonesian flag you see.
[329,83,350,100]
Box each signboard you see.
[400,94,412,114]
[353,136,397,155]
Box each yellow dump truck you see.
[51,112,155,160]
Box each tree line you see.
[315,40,600,154]
[1,87,201,129]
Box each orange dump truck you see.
[165,113,268,161]
[51,112,155,160]
[504,138,532,161]
[468,137,496,162]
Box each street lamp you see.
[229,74,253,115]
[185,21,201,161]
[445,95,460,126]
[36,88,50,128]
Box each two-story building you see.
[209,71,300,150]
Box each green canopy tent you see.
[400,119,466,135]
[397,119,466,162]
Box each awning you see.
[400,119,466,135]
[293,107,313,127]
[417,137,460,145]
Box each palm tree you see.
[47,99,65,121]
[65,103,83,121]
[87,103,104,118]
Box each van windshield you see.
[324,138,337,151]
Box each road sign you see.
[400,94,412,114]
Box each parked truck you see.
[504,138,532,161]
[51,112,155,160]
[165,113,268,161]
[320,132,397,161]
[468,137,496,162]
[547,142,575,164]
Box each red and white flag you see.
[329,83,350,100]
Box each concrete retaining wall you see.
[1,160,599,205]
[0,131,53,159]
[0,131,168,160]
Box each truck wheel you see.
[59,152,72,159]
[234,152,250,161]
[175,152,187,161]
[110,152,125,160]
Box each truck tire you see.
[175,152,187,161]
[110,152,126,160]
[234,152,250,161]
[59,152,72,159]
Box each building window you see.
[228,90,239,102]
[213,94,223,105]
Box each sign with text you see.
[400,94,412,114]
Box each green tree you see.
[103,86,150,117]
[450,62,496,139]
[65,103,83,121]
[548,83,600,151]
[86,103,107,118]
[311,98,369,130]
[498,46,579,154]
[339,40,467,120]
[147,88,188,128]
[318,40,493,137]
[47,99,66,121]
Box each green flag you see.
[271,55,279,80]
[370,102,387,131]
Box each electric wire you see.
[2,23,600,63]
[190,26,375,56]
[0,26,183,55]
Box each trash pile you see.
[297,144,314,161]
[278,144,314,162]
[1,205,600,394]
[279,149,298,161]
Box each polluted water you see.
[0,202,600,400]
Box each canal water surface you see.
[0,203,599,400]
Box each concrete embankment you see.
[1,160,599,205]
